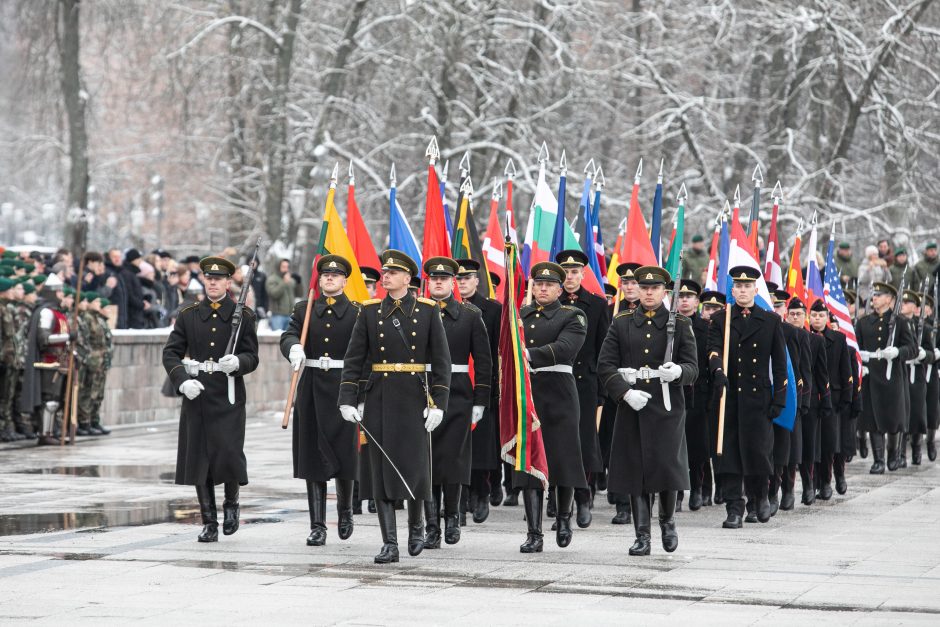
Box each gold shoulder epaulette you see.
[417,297,436,306]
[180,303,198,314]
[362,298,381,306]
[560,304,576,311]
[615,310,632,319]
[350,300,363,309]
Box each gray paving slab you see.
[2,411,940,624]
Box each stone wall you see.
[102,330,288,427]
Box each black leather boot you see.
[458,487,468,527]
[816,459,833,500]
[886,432,901,471]
[195,483,218,542]
[769,469,782,516]
[744,492,758,523]
[833,455,848,494]
[898,433,909,468]
[799,466,815,505]
[335,479,354,540]
[612,499,631,525]
[306,480,327,546]
[520,489,544,553]
[658,490,678,552]
[555,486,574,548]
[222,482,240,535]
[546,488,557,518]
[755,477,771,522]
[676,491,684,512]
[472,483,489,524]
[858,431,869,459]
[374,500,399,563]
[574,487,592,528]
[911,433,923,465]
[870,432,886,473]
[407,499,425,556]
[780,466,796,510]
[688,487,703,511]
[629,495,651,555]
[928,429,937,462]
[352,481,363,515]
[444,484,461,544]
[424,486,442,549]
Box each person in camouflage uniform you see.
[0,276,20,441]
[12,280,40,438]
[76,293,113,436]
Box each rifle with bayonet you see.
[885,264,908,381]
[662,254,683,412]
[929,280,939,382]
[224,237,261,404]
[910,277,929,384]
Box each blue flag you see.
[650,179,663,263]
[389,185,422,268]
[549,172,567,261]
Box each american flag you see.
[823,236,862,376]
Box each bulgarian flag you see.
[482,188,506,300]
[499,241,548,488]
[310,175,370,303]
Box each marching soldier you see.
[599,262,641,524]
[597,266,698,555]
[833,292,862,491]
[556,249,609,528]
[676,280,711,511]
[76,293,113,436]
[338,250,451,564]
[706,266,788,528]
[361,266,380,299]
[20,274,75,446]
[422,257,491,547]
[809,300,851,499]
[281,255,362,546]
[924,294,940,462]
[857,282,917,473]
[163,256,260,542]
[353,265,382,515]
[455,259,504,517]
[699,289,728,506]
[517,261,587,552]
[901,290,932,464]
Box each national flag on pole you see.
[422,163,452,267]
[805,217,824,310]
[505,168,519,247]
[549,156,567,262]
[764,196,783,288]
[664,197,685,280]
[388,167,422,269]
[311,176,370,303]
[576,168,605,290]
[650,162,664,263]
[499,241,549,489]
[346,176,385,298]
[590,175,608,282]
[482,187,506,301]
[716,212,731,294]
[607,219,625,285]
[747,166,763,258]
[440,167,453,246]
[621,163,658,266]
[824,231,862,377]
[786,227,806,304]
[452,180,494,298]
[704,216,722,291]
[725,217,797,431]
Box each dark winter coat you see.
[467,291,502,470]
[857,309,917,434]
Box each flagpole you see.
[716,300,732,456]
[527,143,550,305]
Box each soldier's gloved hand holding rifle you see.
[218,354,239,374]
[881,346,900,361]
[658,362,682,383]
[288,344,305,371]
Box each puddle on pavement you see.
[15,464,177,482]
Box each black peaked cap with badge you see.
[729,265,760,283]
[555,249,589,267]
[455,259,481,276]
[360,266,381,283]
[617,262,641,280]
[700,290,727,307]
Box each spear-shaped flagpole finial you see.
[752,164,764,186]
[811,209,818,226]
[492,178,502,201]
[537,141,549,165]
[348,161,355,185]
[389,163,397,187]
[772,180,783,202]
[504,158,517,180]
[425,136,440,166]
[595,166,606,190]
[460,175,474,197]
[583,158,595,177]
[329,162,339,188]
[459,151,471,175]
[634,158,643,183]
[733,184,741,206]
[657,158,664,183]
[677,183,688,203]
[559,150,568,176]
[441,159,450,183]
[722,199,731,219]
[797,216,805,234]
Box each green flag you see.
[664,203,685,279]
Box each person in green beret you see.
[75,294,112,436]
[0,276,19,440]
[913,243,939,289]
[889,248,914,290]
[835,242,858,285]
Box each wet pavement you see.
[2,413,940,624]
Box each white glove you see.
[882,346,900,361]
[289,344,306,371]
[471,406,485,425]
[624,389,652,411]
[357,403,364,417]
[424,407,444,432]
[219,354,239,374]
[339,405,362,423]
[859,350,871,363]
[862,366,870,377]
[183,359,200,377]
[658,362,682,383]
[621,367,638,385]
[179,379,204,400]
[934,348,940,362]
[916,347,927,363]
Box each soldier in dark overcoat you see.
[767,287,801,516]
[780,299,813,510]
[901,290,933,465]
[676,280,711,511]
[422,257,491,548]
[598,266,698,555]
[857,282,918,473]
[810,300,851,500]
[556,249,609,528]
[163,256,259,543]
[516,261,586,554]
[281,255,361,546]
[706,266,788,529]
[923,294,940,462]
[700,290,727,507]
[456,259,505,517]
[338,250,452,564]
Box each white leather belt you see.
[305,357,345,370]
[530,365,573,374]
[451,364,469,373]
[182,358,224,374]
[619,367,662,380]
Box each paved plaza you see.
[2,412,940,625]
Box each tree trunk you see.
[57,0,89,253]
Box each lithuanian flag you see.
[310,183,370,303]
